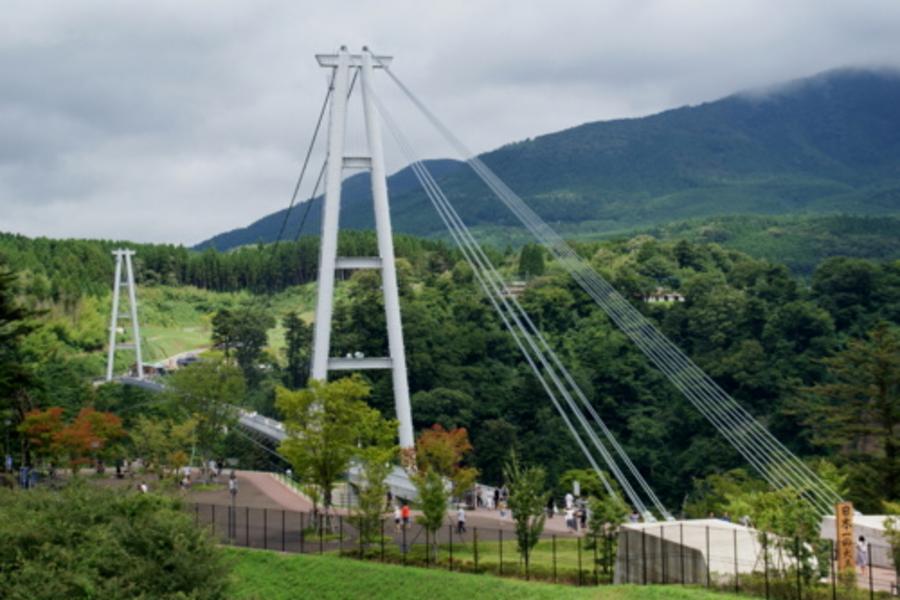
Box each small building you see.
[643,287,685,304]
[501,280,527,298]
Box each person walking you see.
[456,505,467,535]
[493,488,500,511]
[857,536,869,579]
[401,503,411,529]
[565,507,577,532]
[393,505,402,534]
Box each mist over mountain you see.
[196,68,900,251]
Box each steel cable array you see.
[367,80,672,520]
[367,50,841,515]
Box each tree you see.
[0,482,230,598]
[415,424,478,498]
[410,388,474,431]
[130,416,197,478]
[587,491,628,565]
[883,502,900,581]
[210,309,236,359]
[18,407,65,467]
[282,311,311,389]
[473,418,518,484]
[352,408,398,543]
[0,262,41,463]
[166,360,244,480]
[211,305,275,385]
[503,451,549,575]
[413,469,448,560]
[725,486,823,582]
[518,244,545,278]
[18,407,125,474]
[276,376,390,515]
[799,322,900,506]
[55,407,125,473]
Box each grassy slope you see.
[227,548,739,600]
[101,283,321,375]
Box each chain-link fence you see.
[192,503,898,598]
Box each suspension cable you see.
[371,81,671,519]
[368,49,840,514]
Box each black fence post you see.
[380,518,385,562]
[594,534,599,585]
[868,542,873,600]
[425,528,430,568]
[499,529,503,576]
[448,524,453,572]
[300,513,305,553]
[763,533,770,600]
[245,506,249,547]
[359,517,364,559]
[661,525,667,584]
[195,503,199,525]
[734,528,739,593]
[319,513,324,555]
[795,536,801,600]
[578,535,584,586]
[680,522,685,584]
[282,510,286,552]
[642,528,647,585]
[625,530,630,583]
[211,504,216,536]
[829,538,836,600]
[263,508,268,550]
[339,515,344,555]
[705,526,710,588]
[603,533,613,583]
[552,534,557,583]
[402,524,407,566]
[473,527,479,571]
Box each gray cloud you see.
[2,0,900,244]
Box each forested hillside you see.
[198,68,900,254]
[2,230,898,512]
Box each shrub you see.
[0,482,230,599]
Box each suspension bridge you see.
[108,46,845,522]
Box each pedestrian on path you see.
[456,505,467,535]
[393,505,402,534]
[401,504,411,528]
[857,536,869,579]
[565,507,577,532]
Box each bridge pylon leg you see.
[310,46,414,450]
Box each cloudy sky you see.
[3,0,900,245]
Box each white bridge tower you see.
[105,249,144,381]
[310,47,414,449]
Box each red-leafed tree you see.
[56,408,126,473]
[18,407,65,466]
[416,424,478,496]
[18,406,125,474]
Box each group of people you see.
[474,485,508,512]
[391,503,412,533]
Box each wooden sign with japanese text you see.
[836,502,854,571]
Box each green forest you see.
[1,228,898,514]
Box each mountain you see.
[196,68,900,251]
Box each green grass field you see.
[228,548,740,600]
